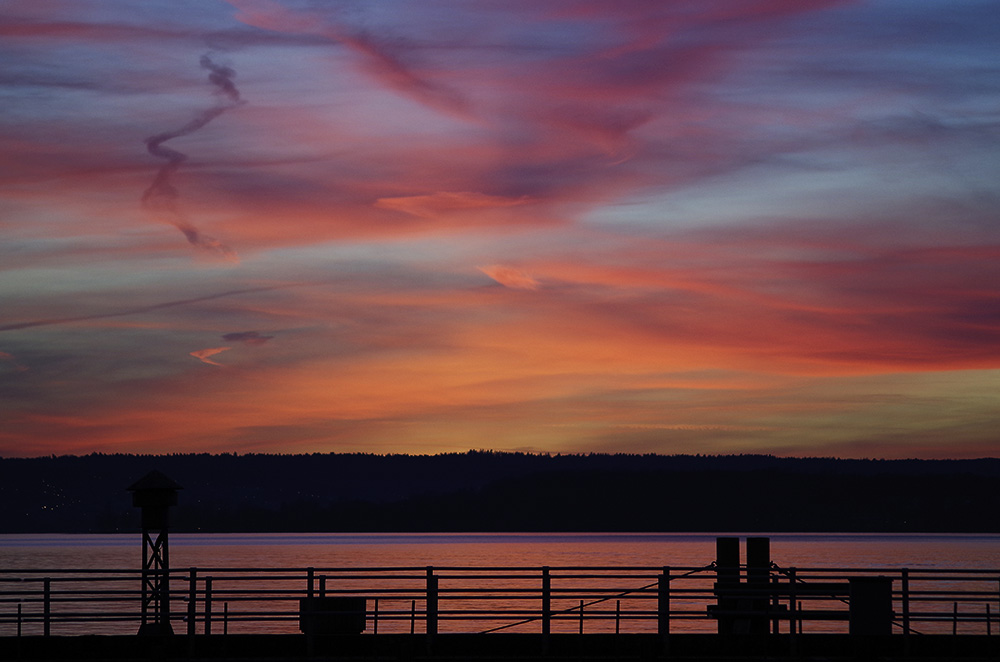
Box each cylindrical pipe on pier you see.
[746,537,770,634]
[715,537,739,635]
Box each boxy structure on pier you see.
[712,536,894,636]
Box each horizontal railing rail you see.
[1,565,998,637]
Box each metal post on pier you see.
[302,567,314,656]
[42,578,50,637]
[187,568,197,638]
[128,470,181,636]
[787,568,798,635]
[541,567,551,636]
[426,567,438,636]
[205,577,213,636]
[771,575,780,635]
[901,568,910,637]
[658,567,670,636]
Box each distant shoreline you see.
[3,452,999,534]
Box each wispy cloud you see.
[376,192,530,219]
[226,0,470,116]
[0,351,29,373]
[222,331,274,345]
[142,55,245,259]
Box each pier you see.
[3,538,999,660]
[4,482,999,659]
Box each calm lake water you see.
[2,532,998,570]
[2,533,998,636]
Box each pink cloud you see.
[375,192,530,219]
[190,347,232,366]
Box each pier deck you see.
[4,633,1000,662]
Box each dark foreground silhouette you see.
[1,451,998,533]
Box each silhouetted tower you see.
[128,471,181,635]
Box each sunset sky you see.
[2,0,999,458]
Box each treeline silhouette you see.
[2,451,998,533]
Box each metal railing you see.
[2,565,998,637]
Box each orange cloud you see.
[478,265,540,290]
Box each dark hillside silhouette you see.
[1,452,998,533]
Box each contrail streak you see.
[142,55,244,259]
[0,285,290,332]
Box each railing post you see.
[204,577,213,636]
[616,600,621,635]
[43,578,51,637]
[787,569,797,635]
[17,603,22,637]
[373,598,379,635]
[658,566,670,635]
[541,567,551,636]
[303,568,315,659]
[578,600,584,634]
[771,576,780,634]
[901,568,910,636]
[426,566,438,635]
[188,568,197,637]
